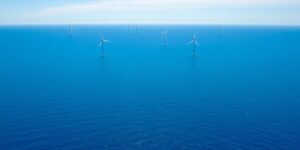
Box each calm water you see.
[0,25,300,149]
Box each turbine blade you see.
[188,41,193,44]
[195,41,199,45]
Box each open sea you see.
[0,25,300,149]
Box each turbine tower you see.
[135,25,139,34]
[98,35,110,57]
[188,33,199,57]
[69,24,73,38]
[161,30,168,47]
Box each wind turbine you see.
[98,35,110,57]
[161,30,168,47]
[69,24,73,38]
[188,33,199,57]
[135,25,138,34]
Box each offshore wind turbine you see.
[69,24,73,38]
[98,35,110,57]
[161,30,168,47]
[135,25,138,34]
[188,33,199,57]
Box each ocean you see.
[0,25,300,149]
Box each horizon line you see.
[1,23,300,27]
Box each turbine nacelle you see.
[99,35,110,47]
[188,33,199,46]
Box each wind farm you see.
[1,0,300,149]
[93,24,203,58]
[1,24,300,150]
[92,26,201,57]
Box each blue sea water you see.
[0,25,300,149]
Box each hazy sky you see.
[1,0,300,25]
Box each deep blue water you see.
[0,25,300,149]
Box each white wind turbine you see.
[69,24,73,38]
[188,33,199,57]
[98,35,110,57]
[161,30,168,47]
[135,25,138,34]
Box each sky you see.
[1,0,300,25]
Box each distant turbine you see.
[69,24,73,38]
[135,25,138,34]
[161,30,168,47]
[188,33,199,57]
[98,35,110,57]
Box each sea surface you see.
[0,25,300,149]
